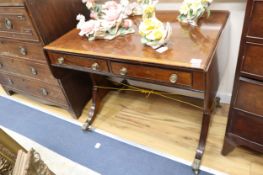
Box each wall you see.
[156,0,247,103]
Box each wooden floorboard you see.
[0,85,262,175]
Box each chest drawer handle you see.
[4,18,13,30]
[40,88,48,96]
[19,47,27,56]
[30,67,38,75]
[57,57,64,64]
[7,79,13,85]
[169,74,178,84]
[0,63,3,69]
[91,62,100,71]
[120,67,128,76]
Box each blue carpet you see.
[0,96,213,175]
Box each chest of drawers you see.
[0,0,92,118]
[222,0,263,155]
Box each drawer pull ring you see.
[8,79,13,85]
[4,18,12,30]
[91,62,99,71]
[57,57,64,64]
[19,47,27,56]
[5,18,13,30]
[120,67,128,76]
[31,67,38,75]
[40,88,48,96]
[169,74,178,84]
[0,63,3,69]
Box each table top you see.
[45,10,229,71]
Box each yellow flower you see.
[152,29,163,40]
[143,5,155,18]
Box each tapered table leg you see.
[192,112,211,174]
[82,75,111,130]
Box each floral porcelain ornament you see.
[77,0,141,40]
[178,0,213,26]
[138,0,172,51]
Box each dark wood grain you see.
[25,0,89,44]
[0,56,58,84]
[0,0,92,118]
[0,72,68,106]
[0,38,46,63]
[222,0,263,156]
[45,10,229,172]
[0,6,39,41]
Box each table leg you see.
[82,75,111,130]
[192,112,211,174]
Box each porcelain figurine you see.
[138,0,172,50]
[77,0,141,40]
[178,0,213,26]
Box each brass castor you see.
[82,123,92,131]
[192,158,201,175]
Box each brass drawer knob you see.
[0,63,3,69]
[19,47,27,56]
[169,74,178,84]
[91,62,99,71]
[120,67,128,76]
[57,57,64,64]
[40,88,48,96]
[4,18,13,30]
[7,79,13,85]
[30,67,38,75]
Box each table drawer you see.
[111,62,192,87]
[0,56,57,84]
[241,43,263,80]
[0,7,39,41]
[0,73,67,106]
[230,108,263,145]
[247,1,263,39]
[0,38,46,63]
[48,52,109,73]
[234,79,263,116]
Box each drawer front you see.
[111,62,192,87]
[234,79,263,116]
[247,1,263,39]
[230,108,263,145]
[0,7,39,41]
[48,52,109,73]
[0,38,46,63]
[0,56,57,84]
[241,43,263,80]
[0,73,67,106]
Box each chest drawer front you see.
[0,39,46,63]
[241,43,263,80]
[0,7,39,41]
[111,62,192,87]
[48,52,109,73]
[0,73,67,106]
[247,1,263,39]
[234,79,263,116]
[230,109,263,145]
[0,56,57,84]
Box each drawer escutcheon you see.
[30,67,38,75]
[169,74,178,84]
[4,18,13,30]
[91,62,100,71]
[40,88,48,96]
[57,57,64,64]
[120,67,128,76]
[19,47,27,56]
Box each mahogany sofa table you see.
[44,11,229,174]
